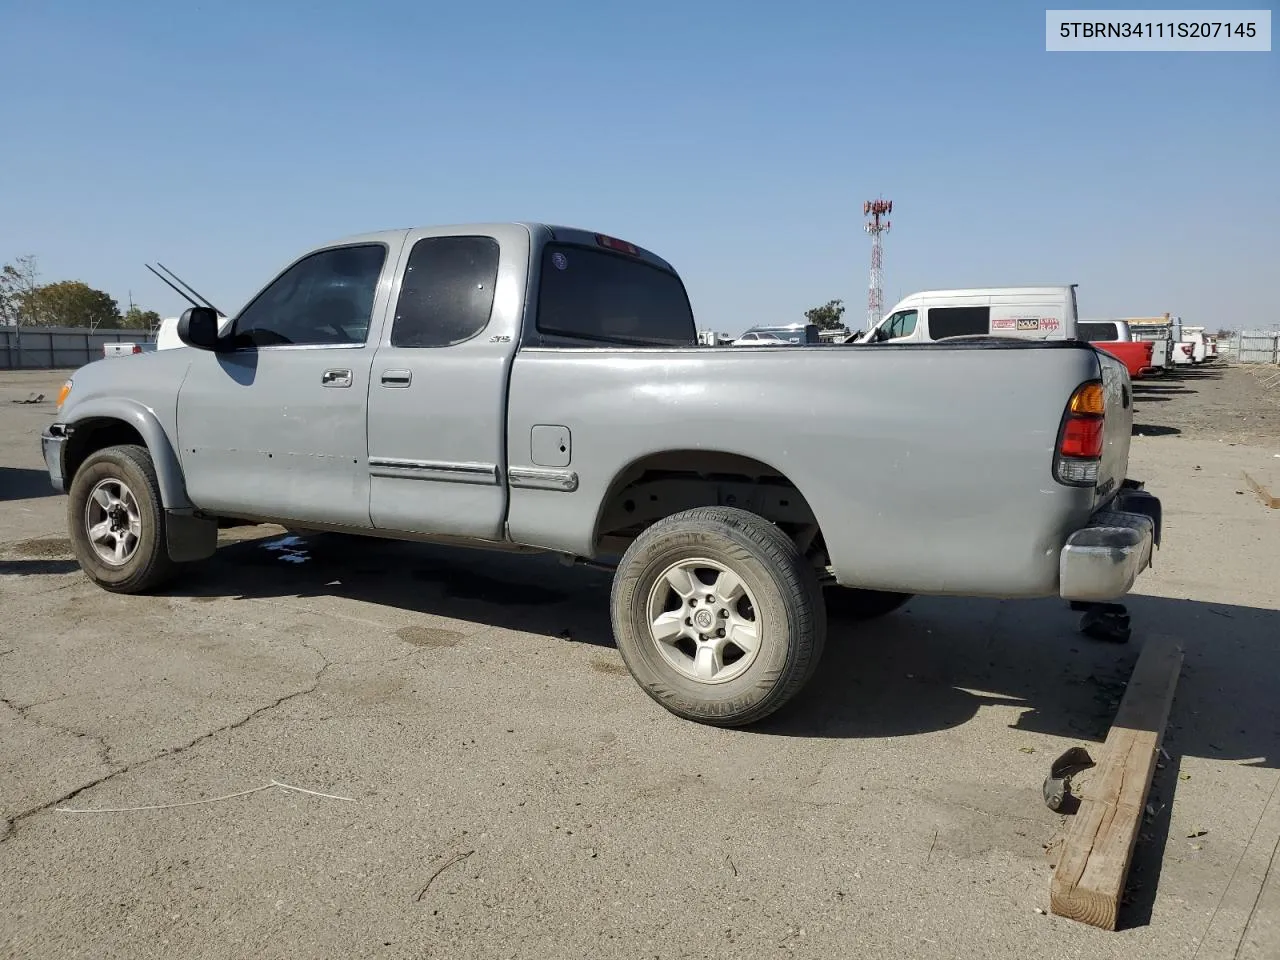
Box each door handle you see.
[380,369,412,387]
[322,368,352,388]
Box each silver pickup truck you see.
[41,222,1162,726]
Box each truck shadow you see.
[173,529,619,649]
[0,467,58,502]
[171,529,1280,772]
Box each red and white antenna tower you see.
[863,198,892,330]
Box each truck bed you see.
[505,339,1131,599]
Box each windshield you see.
[536,243,695,346]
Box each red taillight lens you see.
[1056,380,1106,486]
[132,344,142,354]
[1060,417,1104,459]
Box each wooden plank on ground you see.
[1243,471,1280,509]
[1050,634,1183,930]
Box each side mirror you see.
[177,307,223,351]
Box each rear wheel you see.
[610,507,826,727]
[823,585,913,621]
[67,444,178,593]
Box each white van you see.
[856,285,1078,344]
[155,316,182,350]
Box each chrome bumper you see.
[1059,487,1161,602]
[41,425,67,493]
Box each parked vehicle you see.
[855,285,1079,344]
[41,223,1162,727]
[736,323,822,345]
[732,331,789,346]
[1076,320,1155,379]
[155,317,182,350]
[102,319,182,359]
[1174,328,1209,366]
[102,341,157,358]
[1125,319,1176,376]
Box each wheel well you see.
[594,451,829,566]
[63,419,146,487]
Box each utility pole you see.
[864,199,892,331]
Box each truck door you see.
[366,228,522,539]
[176,241,398,527]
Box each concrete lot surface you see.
[1,364,1278,959]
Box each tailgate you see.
[1095,349,1133,505]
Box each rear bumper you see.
[41,425,67,493]
[1059,486,1162,602]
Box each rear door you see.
[365,226,528,539]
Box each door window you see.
[230,244,386,349]
[231,244,384,350]
[927,306,990,339]
[390,236,501,348]
[881,309,918,340]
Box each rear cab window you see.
[535,240,696,346]
[1077,322,1117,342]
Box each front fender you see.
[64,398,192,511]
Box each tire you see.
[67,443,178,593]
[823,585,913,621]
[610,506,826,727]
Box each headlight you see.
[56,379,72,411]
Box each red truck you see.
[1077,321,1154,379]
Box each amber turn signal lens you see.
[1068,381,1105,416]
[55,380,72,409]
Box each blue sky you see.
[1,0,1275,335]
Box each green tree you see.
[24,280,121,329]
[804,298,846,330]
[121,306,162,330]
[1,255,42,326]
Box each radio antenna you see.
[145,263,202,310]
[155,262,226,317]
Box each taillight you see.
[1055,380,1105,486]
[595,234,639,255]
[132,344,142,354]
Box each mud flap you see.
[166,510,218,562]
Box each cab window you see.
[230,244,386,349]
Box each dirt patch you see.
[590,658,629,676]
[1132,366,1280,444]
[396,625,464,648]
[5,538,73,559]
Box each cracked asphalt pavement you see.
[2,367,1279,959]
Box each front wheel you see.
[610,506,826,727]
[67,443,178,593]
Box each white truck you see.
[101,318,180,359]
